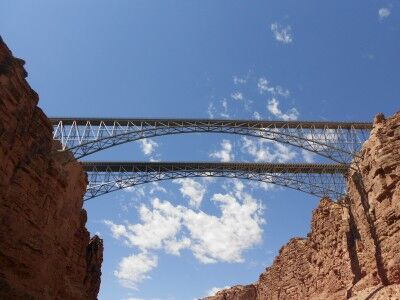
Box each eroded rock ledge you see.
[204,112,400,300]
[0,38,103,299]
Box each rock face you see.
[204,112,400,300]
[0,38,103,299]
[207,285,258,300]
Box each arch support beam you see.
[51,118,372,163]
[82,161,349,201]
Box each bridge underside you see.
[82,162,349,201]
[52,118,372,163]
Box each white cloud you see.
[220,99,230,118]
[378,7,391,19]
[364,53,375,60]
[271,23,293,44]
[301,149,316,163]
[253,111,261,120]
[257,77,289,97]
[173,178,206,208]
[107,185,265,287]
[248,180,274,192]
[164,237,191,256]
[275,85,290,97]
[207,286,230,296]
[182,188,264,264]
[302,129,338,152]
[241,137,296,163]
[267,98,299,120]
[233,76,246,84]
[222,99,228,111]
[267,98,281,115]
[139,138,158,156]
[105,220,128,238]
[105,199,183,251]
[207,102,216,118]
[208,100,230,119]
[124,182,166,202]
[114,252,158,290]
[210,140,234,162]
[231,91,244,101]
[257,78,274,94]
[149,182,167,195]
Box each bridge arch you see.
[52,118,371,163]
[83,161,348,201]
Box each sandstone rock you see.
[203,285,258,300]
[203,112,400,300]
[0,37,103,299]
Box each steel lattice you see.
[51,118,372,163]
[82,161,349,201]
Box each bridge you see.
[82,161,349,201]
[51,118,372,163]
[50,117,370,201]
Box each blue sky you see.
[1,1,399,299]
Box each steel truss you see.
[51,118,372,163]
[82,161,349,201]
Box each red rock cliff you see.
[204,112,400,300]
[0,38,103,299]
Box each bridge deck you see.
[82,161,349,174]
[50,117,373,130]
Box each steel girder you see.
[82,161,349,201]
[51,118,372,163]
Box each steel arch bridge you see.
[82,161,349,201]
[51,118,372,163]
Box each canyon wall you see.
[205,112,400,300]
[0,38,103,299]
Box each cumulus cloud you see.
[105,199,183,251]
[378,7,391,19]
[270,23,293,44]
[241,137,296,163]
[231,91,244,101]
[267,98,299,120]
[114,252,158,290]
[106,184,265,289]
[210,140,234,162]
[139,138,158,156]
[164,237,191,256]
[173,178,206,208]
[184,190,264,263]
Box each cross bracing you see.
[51,118,372,163]
[82,161,349,201]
